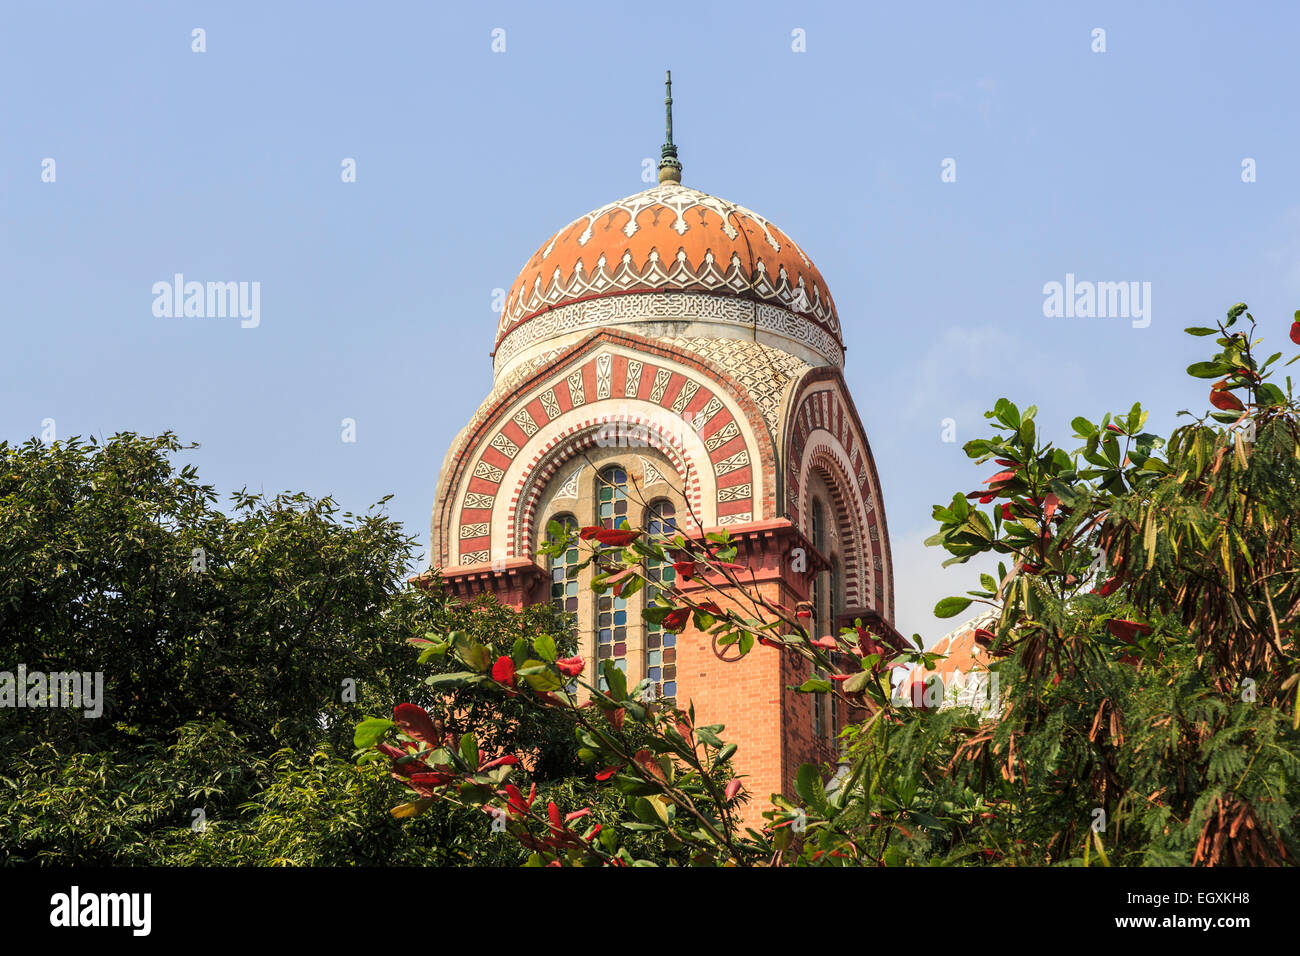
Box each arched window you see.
[595,468,630,690]
[644,499,678,705]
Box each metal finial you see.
[658,70,682,184]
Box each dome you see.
[492,182,844,376]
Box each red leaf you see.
[579,526,602,540]
[662,608,691,632]
[594,528,641,547]
[973,628,996,648]
[724,779,742,802]
[409,771,457,792]
[393,703,439,745]
[1291,322,1300,346]
[479,754,520,772]
[1107,618,1152,644]
[1210,379,1245,411]
[633,749,667,783]
[672,560,698,581]
[595,765,621,781]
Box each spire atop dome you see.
[658,70,682,184]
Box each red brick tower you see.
[427,76,896,806]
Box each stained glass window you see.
[645,499,678,704]
[549,513,579,616]
[596,468,629,690]
[597,466,629,530]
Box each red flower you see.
[1107,619,1152,644]
[491,655,516,685]
[662,607,691,632]
[672,560,698,581]
[593,528,641,547]
[555,656,585,677]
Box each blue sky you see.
[3,1,1297,643]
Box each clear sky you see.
[3,1,1297,644]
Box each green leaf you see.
[1071,416,1097,438]
[459,732,478,771]
[534,633,557,662]
[1187,361,1230,379]
[1184,326,1218,336]
[934,596,973,618]
[423,671,482,690]
[518,661,563,692]
[696,726,725,748]
[602,659,628,701]
[795,763,827,812]
[797,678,833,693]
[353,718,394,749]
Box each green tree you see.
[0,432,652,865]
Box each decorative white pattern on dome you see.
[571,184,802,265]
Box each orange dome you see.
[494,183,842,360]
